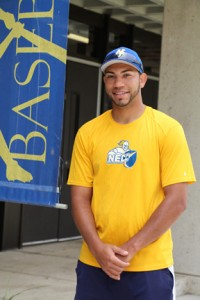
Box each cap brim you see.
[101,60,141,73]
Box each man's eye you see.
[124,73,131,78]
[105,74,115,79]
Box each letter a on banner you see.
[0,1,69,207]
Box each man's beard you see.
[109,85,140,108]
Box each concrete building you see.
[158,0,200,295]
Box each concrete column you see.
[158,0,200,295]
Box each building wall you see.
[158,0,200,294]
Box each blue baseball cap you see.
[101,47,144,74]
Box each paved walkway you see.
[0,239,199,300]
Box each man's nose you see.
[113,76,125,87]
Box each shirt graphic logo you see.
[107,140,137,168]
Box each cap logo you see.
[101,47,144,74]
[116,48,125,58]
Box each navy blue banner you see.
[0,1,69,207]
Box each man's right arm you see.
[70,185,129,280]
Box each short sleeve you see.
[67,129,94,187]
[160,124,196,187]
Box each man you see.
[67,47,196,300]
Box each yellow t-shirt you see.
[67,106,196,271]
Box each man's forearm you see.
[120,182,187,259]
[71,186,102,253]
[70,185,130,280]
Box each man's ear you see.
[140,73,148,88]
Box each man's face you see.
[103,63,146,108]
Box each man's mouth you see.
[113,91,128,95]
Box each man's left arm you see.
[119,182,187,262]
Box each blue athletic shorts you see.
[74,260,175,300]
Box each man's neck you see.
[112,103,146,124]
